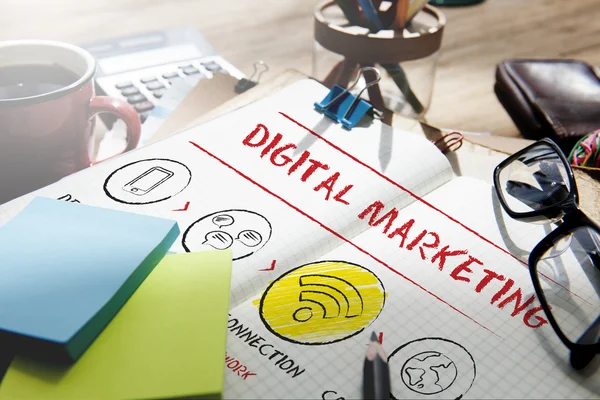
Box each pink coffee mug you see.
[0,40,141,204]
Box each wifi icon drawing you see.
[293,274,364,322]
[259,261,386,345]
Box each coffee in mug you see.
[0,40,141,205]
[0,64,80,99]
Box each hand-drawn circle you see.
[293,307,313,323]
[237,229,262,247]
[259,260,385,345]
[203,230,234,250]
[182,209,272,261]
[103,158,192,205]
[388,337,476,400]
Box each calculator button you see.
[202,61,221,72]
[153,88,166,99]
[120,86,140,96]
[140,76,158,83]
[182,66,200,75]
[115,80,133,89]
[126,94,147,104]
[162,71,180,79]
[140,112,150,123]
[146,81,165,91]
[134,101,154,112]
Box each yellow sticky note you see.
[0,251,232,399]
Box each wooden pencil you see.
[393,0,409,30]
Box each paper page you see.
[222,177,598,399]
[0,79,452,308]
[0,251,232,399]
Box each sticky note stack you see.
[0,251,233,399]
[0,197,179,363]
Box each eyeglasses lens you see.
[498,143,570,218]
[537,226,600,345]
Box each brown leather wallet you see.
[495,59,600,153]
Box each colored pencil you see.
[394,0,410,30]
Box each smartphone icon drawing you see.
[122,166,174,196]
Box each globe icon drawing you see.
[401,351,458,395]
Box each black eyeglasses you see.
[493,138,599,370]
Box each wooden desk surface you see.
[2,0,599,137]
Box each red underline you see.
[279,112,591,306]
[189,140,501,339]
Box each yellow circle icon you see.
[259,260,385,345]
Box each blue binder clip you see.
[314,66,381,130]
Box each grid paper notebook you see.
[0,79,597,399]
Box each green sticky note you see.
[0,251,233,400]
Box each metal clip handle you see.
[249,60,269,84]
[320,66,381,117]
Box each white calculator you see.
[83,27,245,123]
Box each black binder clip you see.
[314,66,382,130]
[235,60,269,93]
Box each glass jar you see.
[312,1,446,120]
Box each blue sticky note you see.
[0,197,179,363]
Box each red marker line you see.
[189,141,501,339]
[278,112,590,306]
[259,260,277,271]
[173,201,190,212]
[378,332,383,345]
